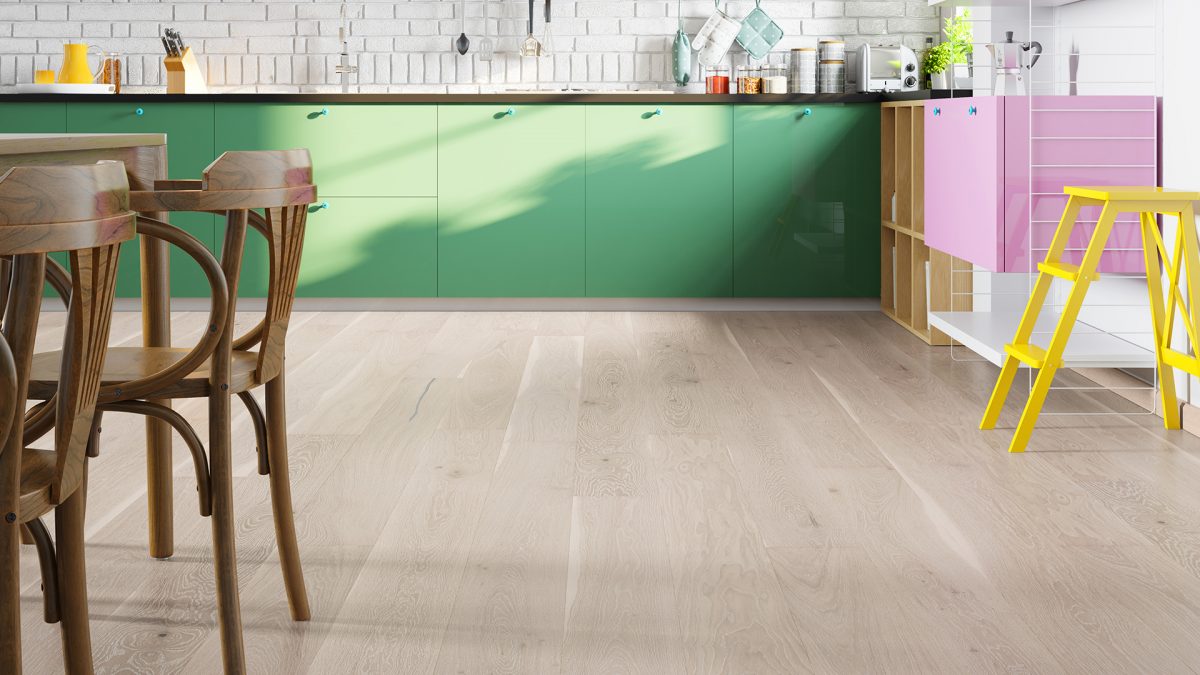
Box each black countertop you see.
[1,90,973,104]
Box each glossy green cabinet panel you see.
[0,103,66,132]
[437,104,586,297]
[733,105,880,297]
[66,102,216,298]
[214,103,437,197]
[286,197,437,298]
[584,105,733,297]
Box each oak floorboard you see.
[15,310,1200,674]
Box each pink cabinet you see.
[925,96,1158,273]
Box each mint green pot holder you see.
[735,0,784,60]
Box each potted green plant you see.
[922,42,952,89]
[924,11,973,90]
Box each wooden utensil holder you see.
[164,47,207,94]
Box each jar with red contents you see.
[704,65,730,94]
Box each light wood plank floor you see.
[17,310,1200,673]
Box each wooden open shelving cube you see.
[881,100,972,345]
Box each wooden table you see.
[0,134,178,560]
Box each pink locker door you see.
[1002,95,1158,273]
[924,97,1005,271]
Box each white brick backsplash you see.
[0,1,938,92]
[845,1,905,18]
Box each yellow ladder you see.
[981,186,1200,453]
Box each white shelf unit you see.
[930,309,1156,368]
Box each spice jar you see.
[736,65,762,94]
[703,65,730,94]
[762,65,788,94]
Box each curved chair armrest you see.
[96,216,230,402]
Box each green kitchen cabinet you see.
[733,105,881,297]
[584,104,733,297]
[0,103,66,132]
[288,197,437,298]
[214,103,437,197]
[66,101,216,298]
[437,104,586,297]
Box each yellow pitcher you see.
[57,43,102,84]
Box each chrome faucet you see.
[335,2,358,92]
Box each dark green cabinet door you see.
[733,105,880,297]
[0,103,66,132]
[66,102,216,298]
[437,104,585,297]
[584,105,733,297]
[214,103,437,197]
[293,197,437,298]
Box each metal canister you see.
[818,59,845,93]
[789,48,817,94]
[818,39,845,62]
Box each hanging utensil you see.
[693,0,741,66]
[519,0,542,57]
[541,0,554,56]
[479,0,494,61]
[455,0,470,55]
[671,0,691,85]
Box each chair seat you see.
[28,347,261,400]
[19,448,57,520]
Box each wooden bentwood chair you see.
[0,162,135,674]
[27,150,318,674]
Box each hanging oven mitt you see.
[736,0,783,60]
[693,0,742,66]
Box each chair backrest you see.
[202,150,314,383]
[0,161,134,503]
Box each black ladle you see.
[456,0,470,55]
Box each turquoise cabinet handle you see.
[320,107,329,116]
[309,201,329,213]
[933,107,941,116]
[803,108,812,117]
[319,201,329,209]
[506,107,516,116]
[135,107,144,116]
[968,106,978,116]
[654,108,663,116]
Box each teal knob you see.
[505,107,516,116]
[803,108,812,117]
[934,107,941,116]
[319,201,329,209]
[968,106,978,116]
[653,108,663,116]
[320,107,329,116]
[135,107,144,116]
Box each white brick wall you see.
[0,1,940,93]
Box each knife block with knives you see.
[162,28,206,94]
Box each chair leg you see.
[55,464,93,675]
[265,372,310,621]
[24,519,60,624]
[209,393,246,674]
[236,392,270,476]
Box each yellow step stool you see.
[981,186,1200,453]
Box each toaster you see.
[855,44,919,92]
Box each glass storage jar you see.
[703,65,730,94]
[736,65,762,94]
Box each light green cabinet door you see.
[214,103,437,196]
[0,103,66,132]
[66,102,216,298]
[294,197,437,298]
[437,104,586,297]
[733,105,881,297]
[584,105,733,297]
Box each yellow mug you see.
[34,69,56,84]
[57,43,103,85]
